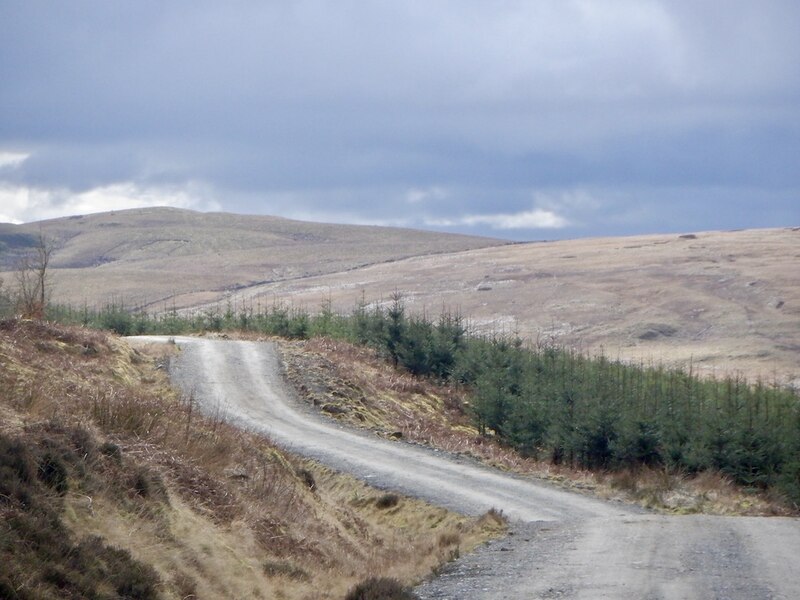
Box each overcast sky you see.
[1,1,798,240]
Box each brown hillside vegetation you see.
[0,207,504,309]
[1,209,796,383]
[0,320,503,599]
[242,227,800,385]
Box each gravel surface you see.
[131,336,800,600]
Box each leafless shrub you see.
[437,531,461,548]
[375,492,400,509]
[14,232,54,319]
[129,466,169,502]
[297,467,316,490]
[345,577,418,600]
[482,507,507,526]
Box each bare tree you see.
[0,275,9,317]
[15,231,54,319]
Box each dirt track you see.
[132,336,800,599]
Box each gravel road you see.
[130,336,800,599]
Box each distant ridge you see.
[0,207,507,308]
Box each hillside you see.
[221,227,800,385]
[2,209,797,384]
[0,207,505,308]
[0,320,501,599]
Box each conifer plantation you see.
[44,297,800,507]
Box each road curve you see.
[131,336,800,600]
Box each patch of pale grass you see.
[594,467,791,516]
[64,493,278,600]
[307,466,505,595]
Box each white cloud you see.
[0,151,29,170]
[428,207,568,230]
[0,213,22,224]
[0,181,221,224]
[532,188,600,213]
[406,186,448,204]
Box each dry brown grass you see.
[10,212,797,385]
[0,319,502,599]
[2,207,502,313]
[256,227,800,387]
[594,467,791,516]
[280,336,795,517]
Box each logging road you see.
[129,336,800,600]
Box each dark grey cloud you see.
[1,1,798,236]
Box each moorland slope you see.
[226,227,800,384]
[0,207,505,308]
[1,209,797,383]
